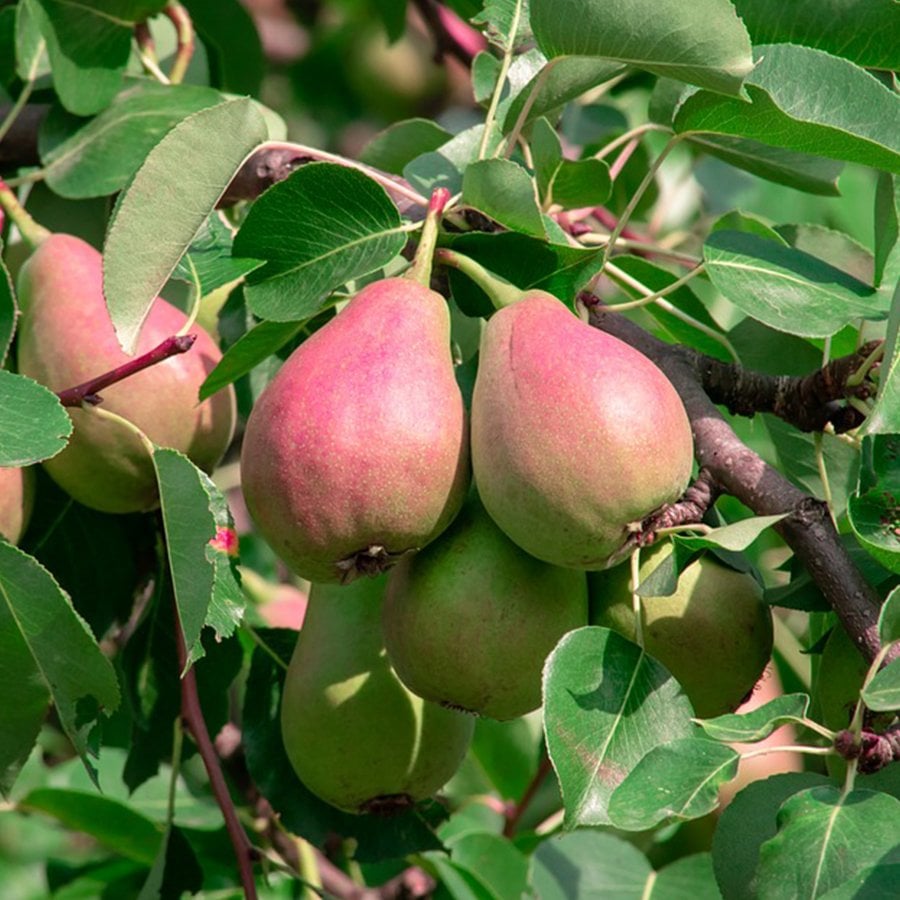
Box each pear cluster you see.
[242,263,706,812]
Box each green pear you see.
[383,491,589,720]
[280,575,474,813]
[0,466,34,544]
[471,292,693,569]
[16,234,236,513]
[589,542,773,718]
[241,276,469,583]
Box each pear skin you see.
[280,576,474,813]
[16,235,236,513]
[471,293,693,569]
[383,491,589,720]
[0,466,34,544]
[590,543,773,718]
[240,276,469,583]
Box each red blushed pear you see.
[240,189,469,583]
[15,234,236,513]
[0,466,35,544]
[471,290,694,569]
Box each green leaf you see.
[234,162,407,321]
[20,788,162,865]
[861,279,900,436]
[0,370,72,466]
[424,852,493,900]
[820,864,900,899]
[0,542,119,796]
[688,135,843,196]
[242,631,445,861]
[474,0,532,50]
[462,159,546,238]
[848,435,900,575]
[874,174,900,288]
[504,56,626,132]
[776,223,875,285]
[14,0,49,83]
[756,787,900,899]
[359,118,453,175]
[653,854,722,899]
[471,50,502,105]
[104,98,267,353]
[532,831,652,899]
[675,45,900,174]
[182,0,264,95]
[170,213,263,297]
[696,694,811,741]
[546,158,611,208]
[404,123,502,196]
[450,833,530,900]
[153,449,244,669]
[608,738,739,831]
[731,0,900,71]
[675,515,787,553]
[0,243,15,366]
[29,0,137,116]
[862,656,900,712]
[712,772,832,900]
[39,80,227,199]
[199,319,304,401]
[703,230,885,339]
[878,586,900,648]
[530,0,752,96]
[443,231,603,318]
[470,717,542,801]
[543,626,694,827]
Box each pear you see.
[240,276,469,583]
[280,575,474,813]
[383,490,589,720]
[471,292,693,569]
[0,466,34,544]
[15,234,236,513]
[590,542,773,717]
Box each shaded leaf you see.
[530,0,752,96]
[234,162,406,321]
[0,542,119,795]
[462,158,546,238]
[451,833,530,900]
[878,586,900,648]
[0,370,72,466]
[137,824,203,900]
[862,656,900,712]
[404,123,502,196]
[874,174,900,288]
[848,435,900,575]
[543,626,694,827]
[861,279,900,436]
[104,98,267,353]
[674,515,787,553]
[731,0,900,71]
[359,118,452,175]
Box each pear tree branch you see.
[585,300,885,662]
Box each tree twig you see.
[56,334,197,407]
[412,0,484,66]
[173,611,259,899]
[586,301,885,661]
[635,467,723,546]
[503,754,554,838]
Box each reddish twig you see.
[173,610,259,899]
[592,207,698,266]
[56,334,196,407]
[412,0,485,66]
[162,2,195,85]
[503,754,554,838]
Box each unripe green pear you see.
[0,466,34,544]
[589,543,773,718]
[471,293,694,570]
[280,576,474,813]
[241,276,469,583]
[383,490,589,720]
[16,234,236,513]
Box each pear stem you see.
[434,248,523,310]
[56,334,197,407]
[0,178,50,249]
[406,188,450,288]
[162,2,195,85]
